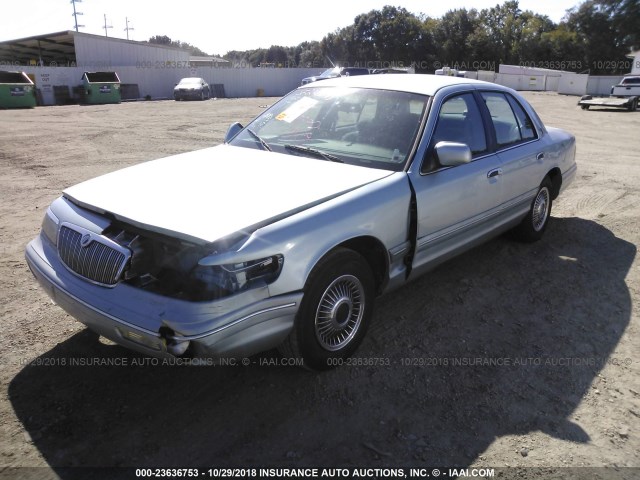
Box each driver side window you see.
[422,93,487,173]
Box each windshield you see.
[229,86,429,171]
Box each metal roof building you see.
[0,30,196,68]
[0,31,249,104]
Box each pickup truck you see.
[578,75,640,111]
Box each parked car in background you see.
[371,67,412,74]
[301,66,369,85]
[26,75,576,370]
[174,77,210,101]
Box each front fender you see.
[202,173,412,297]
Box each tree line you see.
[147,35,209,57]
[155,0,639,74]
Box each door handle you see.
[487,168,503,178]
[536,152,545,161]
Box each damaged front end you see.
[45,198,284,303]
[27,196,296,360]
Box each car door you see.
[480,91,545,217]
[409,92,504,277]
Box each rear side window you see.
[481,92,537,147]
[506,95,537,141]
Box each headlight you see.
[41,208,59,246]
[190,255,284,300]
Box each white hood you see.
[63,145,392,244]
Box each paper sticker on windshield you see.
[275,96,318,123]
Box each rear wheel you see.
[511,178,553,243]
[279,248,374,370]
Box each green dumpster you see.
[0,71,36,109]
[82,71,121,104]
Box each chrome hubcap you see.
[532,187,550,232]
[315,275,364,351]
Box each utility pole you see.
[71,0,84,32]
[103,14,113,37]
[124,17,134,40]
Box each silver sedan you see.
[25,75,576,370]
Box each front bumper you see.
[25,233,301,359]
[174,89,204,100]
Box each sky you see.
[1,0,583,56]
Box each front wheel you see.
[279,248,374,370]
[510,178,553,242]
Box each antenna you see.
[70,0,84,32]
[124,17,135,40]
[103,14,113,37]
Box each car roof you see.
[299,73,498,96]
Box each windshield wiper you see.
[284,144,343,163]
[247,128,272,151]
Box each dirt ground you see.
[0,91,639,480]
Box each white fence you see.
[468,69,625,96]
[0,65,323,105]
[468,70,560,92]
[557,74,589,96]
[587,75,624,96]
[0,64,630,105]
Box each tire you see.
[279,248,375,371]
[581,105,589,110]
[510,178,553,243]
[200,91,205,101]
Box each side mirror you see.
[435,141,471,166]
[224,122,244,143]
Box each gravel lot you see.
[0,92,639,479]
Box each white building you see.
[628,50,640,75]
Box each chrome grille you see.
[58,225,130,286]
